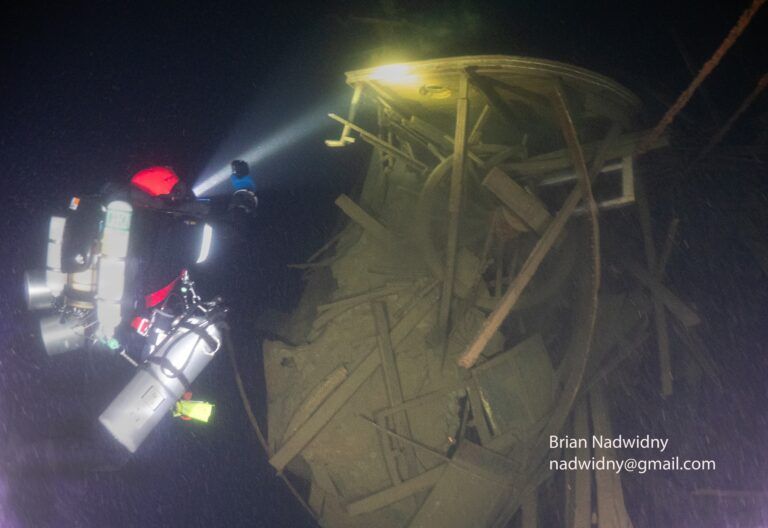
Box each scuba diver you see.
[5,161,255,474]
[228,159,258,221]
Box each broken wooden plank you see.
[346,464,447,516]
[335,194,395,243]
[269,288,440,472]
[622,258,701,327]
[483,167,553,235]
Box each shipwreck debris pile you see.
[258,56,713,528]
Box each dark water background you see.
[2,1,767,526]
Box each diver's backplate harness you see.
[24,195,227,453]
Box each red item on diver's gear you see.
[144,275,180,308]
[131,317,150,336]
[180,391,194,420]
[130,167,180,197]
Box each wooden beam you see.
[335,194,394,243]
[483,168,553,235]
[438,72,470,344]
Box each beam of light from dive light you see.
[193,109,332,197]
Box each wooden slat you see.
[438,72,470,344]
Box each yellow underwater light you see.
[369,63,419,85]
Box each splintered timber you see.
[551,435,669,452]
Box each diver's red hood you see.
[130,166,179,197]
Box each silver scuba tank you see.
[98,313,224,453]
[24,269,54,311]
[25,216,68,311]
[39,312,88,356]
